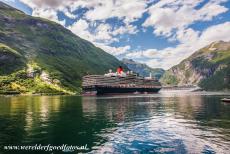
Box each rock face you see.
[122,58,165,79]
[0,2,126,94]
[161,41,230,91]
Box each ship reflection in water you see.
[0,92,230,153]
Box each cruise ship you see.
[82,68,162,95]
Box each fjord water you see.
[0,92,230,154]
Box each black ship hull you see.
[83,85,161,95]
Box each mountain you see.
[0,2,126,94]
[161,41,230,91]
[122,58,165,79]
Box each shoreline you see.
[0,92,79,96]
[1,90,230,97]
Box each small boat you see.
[221,98,230,103]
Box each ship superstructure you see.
[82,70,161,95]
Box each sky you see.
[1,0,230,69]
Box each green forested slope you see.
[0,2,126,94]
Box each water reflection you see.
[82,95,230,153]
[0,92,230,153]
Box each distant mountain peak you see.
[122,58,165,79]
[122,58,138,64]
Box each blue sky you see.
[1,0,230,69]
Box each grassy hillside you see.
[161,41,230,91]
[0,2,126,94]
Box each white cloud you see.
[19,0,82,22]
[68,20,118,44]
[111,0,147,24]
[176,28,200,44]
[84,0,147,23]
[199,21,230,44]
[32,8,58,22]
[20,0,66,8]
[67,19,132,55]
[84,1,113,21]
[95,24,113,42]
[95,43,130,56]
[20,0,147,24]
[143,0,228,37]
[62,8,77,19]
[112,24,137,36]
[126,49,158,59]
[68,19,95,42]
[198,0,229,21]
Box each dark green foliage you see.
[191,56,214,69]
[160,71,178,85]
[199,64,230,91]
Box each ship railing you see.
[83,74,137,80]
[82,80,161,86]
[83,84,162,89]
[82,80,136,85]
[82,78,138,84]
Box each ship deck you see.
[82,74,162,95]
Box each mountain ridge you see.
[122,58,165,79]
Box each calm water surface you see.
[0,91,230,154]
